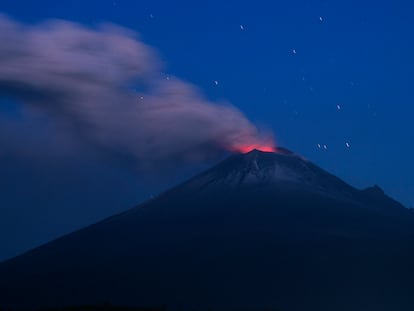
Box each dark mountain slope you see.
[1,149,413,311]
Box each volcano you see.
[1,149,414,311]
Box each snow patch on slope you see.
[182,149,358,202]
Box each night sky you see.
[0,0,413,261]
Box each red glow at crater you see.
[230,142,277,154]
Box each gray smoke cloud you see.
[0,15,274,167]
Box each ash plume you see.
[0,15,273,167]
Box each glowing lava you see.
[231,142,277,154]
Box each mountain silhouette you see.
[1,149,414,311]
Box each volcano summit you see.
[1,149,414,311]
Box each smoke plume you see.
[0,15,273,167]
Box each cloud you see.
[0,14,273,167]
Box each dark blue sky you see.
[0,0,413,260]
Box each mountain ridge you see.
[1,148,413,311]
